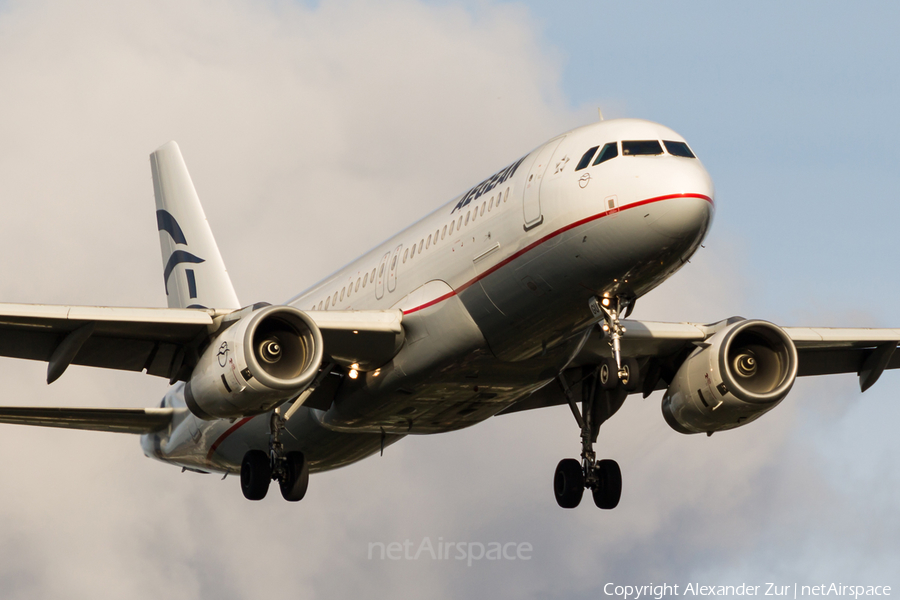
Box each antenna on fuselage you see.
[598,107,604,121]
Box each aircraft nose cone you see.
[646,194,714,240]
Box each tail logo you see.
[157,209,207,304]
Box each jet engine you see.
[661,319,798,434]
[185,305,324,420]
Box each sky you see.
[0,0,898,598]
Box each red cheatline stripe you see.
[206,416,253,462]
[402,192,711,315]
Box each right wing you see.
[502,318,900,415]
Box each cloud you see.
[0,0,897,598]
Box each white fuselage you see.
[142,118,715,475]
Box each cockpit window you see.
[664,140,695,158]
[575,146,599,171]
[622,140,663,156]
[592,142,618,166]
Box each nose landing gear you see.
[240,408,310,502]
[554,368,627,509]
[554,297,637,510]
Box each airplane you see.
[1,117,898,510]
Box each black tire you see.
[279,451,310,502]
[592,459,622,509]
[620,357,640,392]
[554,458,584,509]
[598,357,619,391]
[241,450,271,501]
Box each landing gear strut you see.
[554,368,626,509]
[240,407,309,502]
[590,295,638,390]
[554,296,637,509]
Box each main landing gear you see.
[240,408,309,502]
[553,296,637,510]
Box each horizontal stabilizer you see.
[0,406,177,434]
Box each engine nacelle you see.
[661,319,798,434]
[185,305,324,420]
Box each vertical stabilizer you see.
[150,142,240,310]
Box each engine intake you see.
[185,305,324,419]
[662,319,798,434]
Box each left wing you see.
[0,302,405,383]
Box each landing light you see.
[349,369,359,379]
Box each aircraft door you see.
[375,251,390,300]
[522,137,565,230]
[387,244,402,293]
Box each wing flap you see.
[785,326,900,348]
[0,406,178,434]
[305,309,404,371]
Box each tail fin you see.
[150,142,240,310]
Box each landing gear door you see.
[387,244,402,293]
[522,136,565,230]
[375,251,391,300]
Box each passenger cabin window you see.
[363,273,368,286]
[442,225,447,239]
[356,278,361,291]
[370,268,376,281]
[592,142,618,166]
[450,221,455,234]
[664,140,695,158]
[622,140,663,156]
[418,240,424,253]
[480,202,485,216]
[340,288,345,301]
[403,249,409,263]
[318,301,323,310]
[575,146,599,171]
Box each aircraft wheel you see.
[279,451,310,502]
[620,357,640,392]
[591,459,621,509]
[241,450,271,501]
[598,357,619,391]
[554,458,584,509]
